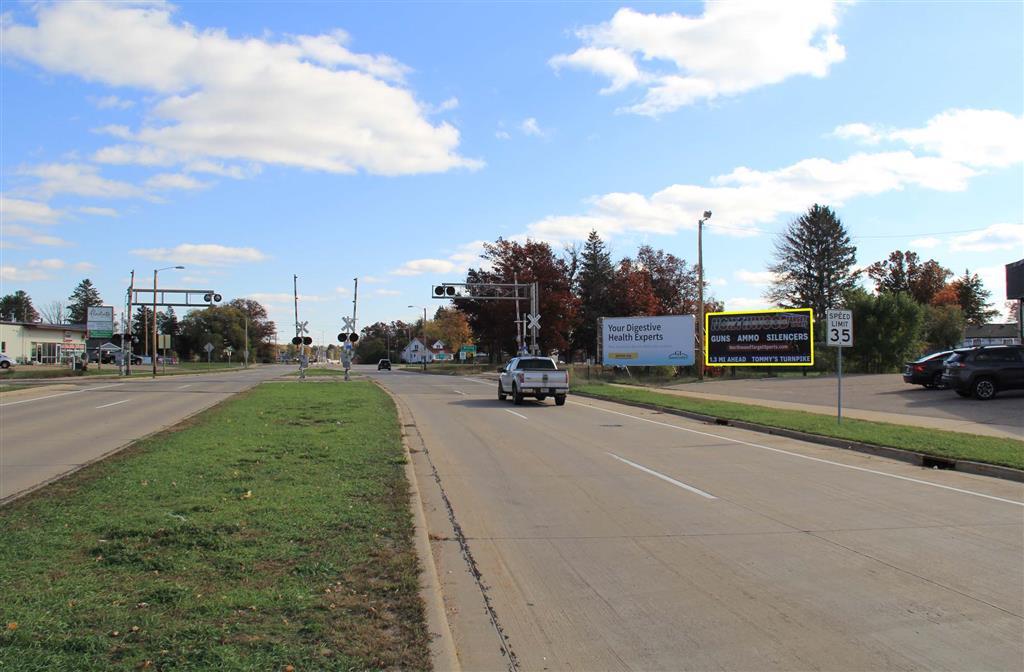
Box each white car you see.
[498,356,569,406]
[0,353,15,369]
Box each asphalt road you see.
[0,365,292,502]
[374,368,1024,671]
[667,373,1024,438]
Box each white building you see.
[0,321,88,364]
[399,338,452,363]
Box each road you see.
[664,373,1024,438]
[374,368,1024,671]
[0,365,291,502]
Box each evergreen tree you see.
[67,278,103,323]
[765,204,859,320]
[865,250,952,305]
[0,290,40,322]
[845,289,924,373]
[922,304,965,350]
[953,269,998,325]
[574,230,616,357]
[159,307,180,337]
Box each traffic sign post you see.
[827,309,854,423]
[204,341,214,368]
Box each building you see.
[961,323,1021,347]
[399,338,452,363]
[0,321,88,364]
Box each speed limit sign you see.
[827,309,853,347]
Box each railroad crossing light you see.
[213,293,222,302]
[349,333,359,343]
[338,332,348,342]
[446,286,456,296]
[434,286,445,296]
[291,336,302,345]
[204,293,213,302]
[303,336,313,346]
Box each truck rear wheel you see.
[513,385,523,405]
[555,394,566,406]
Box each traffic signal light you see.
[433,285,457,297]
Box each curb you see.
[573,391,1024,484]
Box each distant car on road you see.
[0,353,15,369]
[942,345,1024,400]
[902,350,962,389]
[377,359,392,371]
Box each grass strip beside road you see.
[0,381,428,670]
[573,383,1024,470]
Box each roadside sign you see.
[460,344,477,353]
[826,309,853,347]
[342,317,355,332]
[527,313,541,330]
[705,309,814,366]
[158,334,171,349]
[296,320,309,334]
[204,342,214,353]
[87,306,114,339]
[602,315,694,366]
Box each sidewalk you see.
[610,383,1020,441]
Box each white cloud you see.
[526,150,976,243]
[833,109,1024,169]
[183,160,255,179]
[520,117,545,137]
[79,206,120,217]
[391,259,456,276]
[374,289,401,296]
[27,258,65,269]
[92,95,134,110]
[723,297,775,312]
[910,236,941,249]
[949,223,1024,253]
[426,97,460,114]
[1,265,50,282]
[246,292,327,304]
[495,130,511,141]
[0,196,62,224]
[3,3,480,175]
[360,276,385,284]
[734,270,778,286]
[73,261,96,271]
[3,224,71,247]
[335,286,349,295]
[131,243,268,266]
[145,173,210,190]
[20,163,145,199]
[551,3,846,115]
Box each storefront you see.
[0,321,88,365]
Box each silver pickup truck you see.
[498,356,569,406]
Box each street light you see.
[697,211,711,380]
[153,265,184,377]
[408,305,427,370]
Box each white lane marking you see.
[608,452,717,499]
[0,383,124,408]
[505,409,528,420]
[570,401,1024,508]
[462,377,494,386]
[96,399,130,409]
[453,389,466,395]
[177,384,193,390]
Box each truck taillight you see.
[516,373,524,384]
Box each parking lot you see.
[669,373,1023,439]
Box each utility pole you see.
[125,270,135,376]
[697,210,711,381]
[294,274,304,377]
[244,316,249,368]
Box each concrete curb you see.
[374,380,461,671]
[573,391,1024,484]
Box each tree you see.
[952,270,998,326]
[39,300,69,324]
[159,307,180,337]
[765,204,859,320]
[844,289,925,373]
[866,250,953,305]
[574,231,616,358]
[610,258,660,316]
[226,298,276,360]
[922,304,965,350]
[0,290,40,322]
[426,307,472,353]
[1006,300,1020,323]
[67,278,103,323]
[635,245,703,315]
[908,259,952,305]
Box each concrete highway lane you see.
[0,365,292,502]
[373,368,1024,671]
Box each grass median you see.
[573,382,1024,470]
[0,381,428,670]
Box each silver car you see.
[0,353,15,369]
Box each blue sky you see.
[2,1,1022,344]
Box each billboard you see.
[1006,259,1023,300]
[706,308,814,366]
[86,305,115,339]
[601,315,695,366]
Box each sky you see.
[2,0,1022,345]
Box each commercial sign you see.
[86,306,115,339]
[601,315,695,366]
[705,308,814,366]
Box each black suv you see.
[377,359,392,371]
[942,345,1024,400]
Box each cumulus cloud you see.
[833,109,1024,168]
[79,206,120,217]
[27,258,65,270]
[20,163,145,199]
[520,118,545,137]
[1,265,51,282]
[145,173,210,191]
[374,289,401,296]
[92,95,134,110]
[949,223,1024,253]
[910,236,941,249]
[3,2,481,176]
[4,224,71,247]
[734,270,778,286]
[0,196,62,224]
[723,297,775,312]
[391,259,456,276]
[550,3,846,115]
[131,243,268,266]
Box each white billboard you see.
[601,315,695,366]
[86,305,115,338]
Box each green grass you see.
[399,363,490,375]
[286,368,350,377]
[0,362,249,380]
[0,381,428,670]
[574,383,1024,470]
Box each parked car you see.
[942,345,1024,400]
[0,353,15,369]
[498,356,569,406]
[902,350,963,389]
[377,359,392,371]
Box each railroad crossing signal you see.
[527,313,541,330]
[296,320,309,334]
[341,316,355,332]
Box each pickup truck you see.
[498,356,569,406]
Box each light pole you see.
[408,305,427,370]
[153,265,184,378]
[697,210,711,381]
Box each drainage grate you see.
[922,455,955,470]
